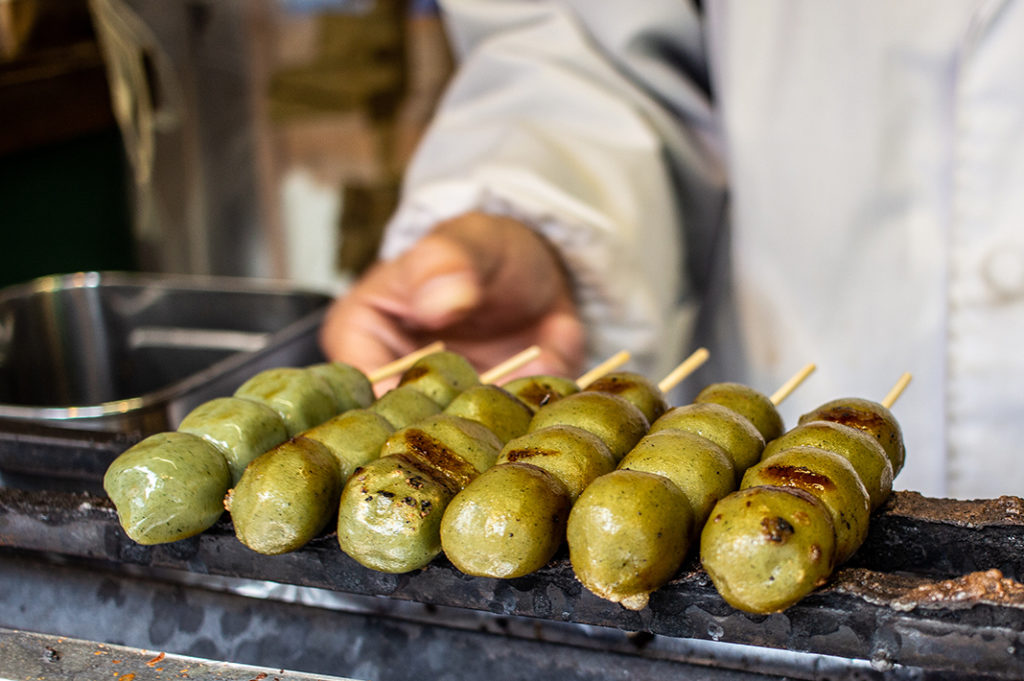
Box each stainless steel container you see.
[0,271,331,435]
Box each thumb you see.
[399,234,485,330]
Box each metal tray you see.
[0,271,332,482]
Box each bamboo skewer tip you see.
[657,347,710,394]
[480,345,542,384]
[881,372,912,409]
[367,340,446,383]
[769,363,817,406]
[576,350,632,388]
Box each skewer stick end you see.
[480,345,542,384]
[657,347,710,394]
[367,340,446,383]
[881,372,912,409]
[769,363,817,406]
[576,350,631,388]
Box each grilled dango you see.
[371,385,443,429]
[307,361,375,412]
[529,392,649,462]
[694,382,785,442]
[584,371,668,424]
[440,462,571,578]
[760,421,893,510]
[700,485,837,614]
[496,424,617,502]
[649,403,765,479]
[234,367,337,437]
[302,408,396,481]
[444,384,534,444]
[396,350,480,408]
[798,397,905,476]
[742,446,870,563]
[225,436,342,555]
[567,469,693,611]
[337,413,503,572]
[337,453,458,573]
[618,429,735,532]
[501,374,580,413]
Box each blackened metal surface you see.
[0,552,842,681]
[851,492,1024,580]
[2,488,1024,679]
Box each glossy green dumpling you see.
[444,384,534,444]
[178,396,289,483]
[104,431,231,545]
[225,436,343,555]
[529,391,649,462]
[371,385,443,429]
[701,486,837,614]
[234,367,337,437]
[307,361,375,413]
[798,397,906,476]
[301,408,395,481]
[650,402,765,480]
[380,413,503,490]
[397,350,480,407]
[501,374,580,413]
[761,420,893,510]
[337,453,458,573]
[567,469,693,611]
[618,429,735,531]
[742,446,870,564]
[694,382,785,442]
[441,462,571,578]
[497,424,616,502]
[584,371,668,425]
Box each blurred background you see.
[0,0,453,292]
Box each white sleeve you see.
[380,0,726,381]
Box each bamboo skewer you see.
[480,345,542,384]
[657,347,711,394]
[576,350,632,388]
[368,341,446,383]
[881,372,913,409]
[770,363,818,406]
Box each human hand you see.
[319,212,585,387]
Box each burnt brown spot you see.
[514,381,562,409]
[420,499,433,517]
[587,376,632,395]
[403,431,477,490]
[398,365,429,385]
[379,490,395,499]
[396,453,461,495]
[761,464,836,493]
[761,515,794,543]
[811,405,889,443]
[503,447,558,462]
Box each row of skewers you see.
[103,344,908,614]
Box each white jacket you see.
[379,0,1024,500]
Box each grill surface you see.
[2,487,1023,680]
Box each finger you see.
[319,262,425,370]
[395,234,486,330]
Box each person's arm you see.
[321,0,724,381]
